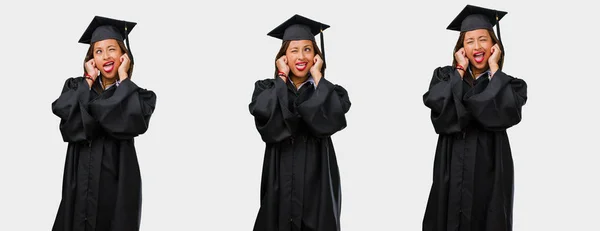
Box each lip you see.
[295,61,308,71]
[473,51,485,63]
[103,61,115,73]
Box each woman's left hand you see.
[118,53,131,81]
[310,54,323,86]
[488,43,501,75]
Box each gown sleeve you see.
[296,78,351,137]
[423,66,471,134]
[51,77,98,142]
[249,77,298,143]
[88,78,157,140]
[463,71,527,131]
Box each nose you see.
[102,50,109,60]
[299,50,307,60]
[474,41,482,50]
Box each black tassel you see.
[320,28,325,75]
[124,24,134,65]
[496,13,504,57]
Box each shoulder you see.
[63,76,84,83]
[429,66,455,81]
[253,78,277,90]
[495,71,526,84]
[435,66,455,75]
[61,76,85,89]
[255,78,275,85]
[320,79,348,96]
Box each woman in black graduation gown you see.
[422,5,527,231]
[249,15,351,231]
[51,16,156,231]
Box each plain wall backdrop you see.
[1,0,598,230]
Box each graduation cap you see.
[79,16,137,64]
[447,5,507,51]
[267,14,330,62]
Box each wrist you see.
[277,70,287,77]
[310,69,322,79]
[84,72,95,82]
[457,69,465,77]
[119,71,128,80]
[489,64,499,72]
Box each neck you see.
[290,74,308,89]
[101,76,116,89]
[470,66,487,79]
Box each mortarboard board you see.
[447,5,507,53]
[79,16,137,64]
[267,14,330,62]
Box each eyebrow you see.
[94,44,117,50]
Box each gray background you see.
[1,0,598,230]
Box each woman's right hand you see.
[84,59,99,81]
[454,48,469,77]
[276,55,289,82]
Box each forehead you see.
[93,39,120,48]
[288,40,313,47]
[464,29,490,39]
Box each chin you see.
[477,63,491,71]
[101,72,118,79]
[467,60,488,71]
[290,70,309,78]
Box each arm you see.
[249,78,298,143]
[88,78,156,139]
[463,71,527,131]
[423,66,471,134]
[51,77,98,142]
[296,78,351,137]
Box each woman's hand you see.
[85,59,99,80]
[310,54,323,86]
[276,55,289,82]
[118,53,131,81]
[488,43,501,76]
[454,48,469,78]
[84,59,99,87]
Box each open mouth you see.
[103,61,115,73]
[473,52,485,63]
[295,62,308,71]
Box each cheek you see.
[464,47,474,58]
[93,56,103,68]
[484,44,493,55]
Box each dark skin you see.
[84,39,131,89]
[275,40,324,89]
[455,29,502,79]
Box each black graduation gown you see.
[422,66,527,231]
[249,77,351,231]
[51,77,156,231]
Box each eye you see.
[109,48,116,52]
[95,50,102,54]
[466,40,474,45]
[290,49,298,53]
[304,48,311,52]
